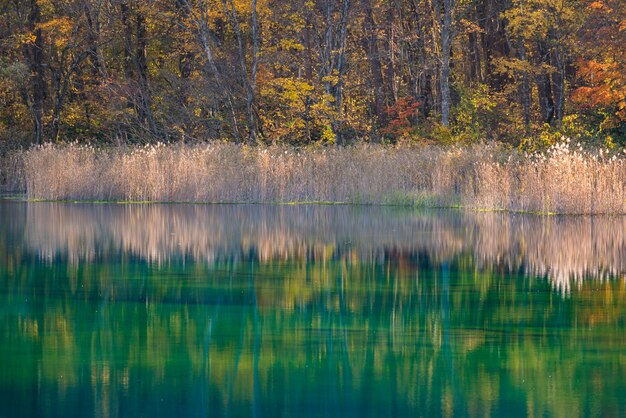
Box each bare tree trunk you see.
[26,0,46,144]
[84,0,106,78]
[333,0,350,144]
[51,60,63,142]
[433,0,454,127]
[321,0,336,135]
[51,37,90,142]
[222,0,258,144]
[552,60,565,127]
[384,7,396,103]
[361,0,386,131]
[468,31,482,83]
[303,15,314,142]
[550,28,565,127]
[183,0,242,142]
[120,2,133,79]
[120,1,134,119]
[135,10,158,136]
[175,0,194,140]
[83,0,107,132]
[410,0,434,119]
[537,40,555,124]
[250,0,259,142]
[317,0,351,144]
[518,38,531,133]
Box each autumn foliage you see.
[382,98,421,138]
[0,0,624,148]
[571,0,626,127]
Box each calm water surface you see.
[1,201,625,417]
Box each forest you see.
[0,0,624,148]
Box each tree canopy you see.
[0,0,624,147]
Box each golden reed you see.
[19,141,626,214]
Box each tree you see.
[432,0,457,127]
[572,0,626,132]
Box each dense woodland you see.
[0,0,624,148]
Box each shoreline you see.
[4,194,626,217]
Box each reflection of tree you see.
[1,247,626,416]
[9,202,626,291]
[1,202,626,416]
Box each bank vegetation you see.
[12,141,626,215]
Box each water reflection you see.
[5,201,625,291]
[0,201,625,418]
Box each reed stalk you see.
[19,141,626,214]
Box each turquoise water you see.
[1,201,625,417]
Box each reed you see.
[20,141,626,214]
[0,151,25,193]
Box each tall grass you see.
[21,141,626,214]
[0,151,25,193]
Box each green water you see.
[0,201,625,417]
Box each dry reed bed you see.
[0,152,25,193]
[22,141,626,214]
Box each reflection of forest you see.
[1,201,626,417]
[6,201,625,291]
[2,246,626,417]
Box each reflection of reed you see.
[470,214,626,292]
[12,202,626,291]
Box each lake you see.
[0,200,625,417]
